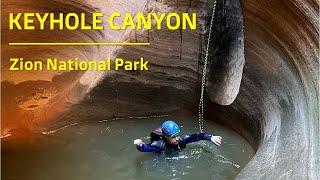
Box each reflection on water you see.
[2,114,254,180]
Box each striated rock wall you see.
[1,0,147,133]
[233,0,319,179]
[1,0,319,179]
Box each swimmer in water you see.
[133,120,222,153]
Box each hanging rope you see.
[198,0,217,133]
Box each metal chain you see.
[198,0,217,133]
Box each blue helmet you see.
[161,120,180,137]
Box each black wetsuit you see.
[136,129,213,153]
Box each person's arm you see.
[180,133,222,146]
[133,139,165,152]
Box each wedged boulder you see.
[205,0,245,105]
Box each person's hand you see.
[211,136,222,146]
[133,139,143,146]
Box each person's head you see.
[161,120,180,145]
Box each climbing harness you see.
[198,0,217,133]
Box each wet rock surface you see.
[1,0,319,179]
[232,0,319,179]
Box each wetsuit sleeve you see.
[180,133,212,145]
[136,140,165,152]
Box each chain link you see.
[198,0,217,133]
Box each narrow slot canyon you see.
[1,0,319,179]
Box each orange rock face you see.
[1,0,204,135]
[1,0,319,178]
